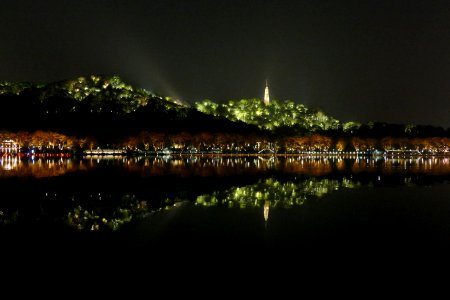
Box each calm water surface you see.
[1,156,449,257]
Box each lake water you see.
[1,155,450,259]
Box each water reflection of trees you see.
[1,156,449,177]
[0,209,19,225]
[66,195,149,231]
[65,177,360,231]
[0,177,358,231]
[0,156,449,231]
[195,177,359,209]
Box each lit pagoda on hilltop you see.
[264,80,270,106]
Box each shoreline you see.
[2,152,449,158]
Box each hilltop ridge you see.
[0,75,261,140]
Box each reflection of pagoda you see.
[264,80,270,106]
[264,200,270,223]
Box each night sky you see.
[1,0,449,127]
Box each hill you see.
[0,75,262,141]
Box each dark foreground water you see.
[1,155,450,263]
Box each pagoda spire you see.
[264,80,270,105]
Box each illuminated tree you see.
[170,132,192,149]
[381,137,395,150]
[343,122,361,133]
[137,131,153,151]
[335,138,347,152]
[150,133,166,151]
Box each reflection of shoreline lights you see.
[0,157,78,177]
[1,156,450,177]
[0,156,20,171]
[122,156,450,177]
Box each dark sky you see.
[1,0,449,127]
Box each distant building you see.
[264,80,270,106]
[1,140,19,154]
[258,148,275,154]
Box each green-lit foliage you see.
[343,121,362,133]
[195,177,359,209]
[0,209,19,225]
[0,81,33,95]
[58,75,154,114]
[0,75,177,116]
[195,98,340,132]
[66,194,149,231]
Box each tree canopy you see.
[195,98,340,133]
